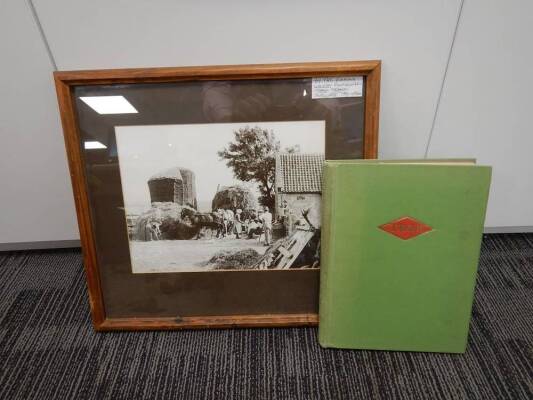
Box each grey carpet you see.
[0,233,532,400]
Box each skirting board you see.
[0,240,81,252]
[0,227,532,251]
[483,226,533,234]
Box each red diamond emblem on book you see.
[379,217,433,240]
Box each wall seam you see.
[26,0,58,71]
[424,0,465,158]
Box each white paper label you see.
[312,76,363,99]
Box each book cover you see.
[319,160,492,353]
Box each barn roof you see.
[275,153,324,193]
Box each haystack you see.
[211,185,258,211]
[133,202,197,241]
[148,167,197,208]
[208,249,262,270]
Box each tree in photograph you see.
[218,126,296,210]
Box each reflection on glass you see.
[84,141,107,149]
[73,77,365,317]
[80,96,138,115]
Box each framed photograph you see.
[54,61,381,330]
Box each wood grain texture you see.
[364,62,381,158]
[54,60,381,331]
[54,60,381,85]
[97,314,319,331]
[54,78,106,328]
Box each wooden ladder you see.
[254,229,314,269]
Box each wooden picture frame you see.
[54,60,381,331]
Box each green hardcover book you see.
[319,159,492,353]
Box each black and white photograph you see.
[115,121,325,273]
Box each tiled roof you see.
[276,153,324,193]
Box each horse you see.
[181,208,225,239]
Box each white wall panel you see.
[428,0,533,228]
[0,0,78,244]
[4,0,531,247]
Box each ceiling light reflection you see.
[84,141,107,149]
[80,96,138,115]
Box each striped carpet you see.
[0,233,532,399]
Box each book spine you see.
[460,167,493,352]
[318,163,337,347]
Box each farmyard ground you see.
[129,237,269,273]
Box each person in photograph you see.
[216,208,228,238]
[144,220,161,241]
[260,206,273,246]
[234,209,242,239]
[242,216,249,235]
[247,217,262,239]
[254,209,265,240]
[224,209,234,237]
